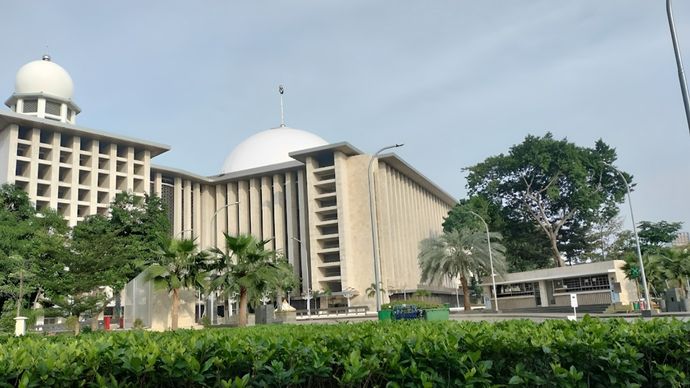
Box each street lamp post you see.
[368,143,404,312]
[175,229,195,239]
[291,237,311,316]
[207,201,239,324]
[666,0,690,136]
[467,211,500,313]
[210,201,240,248]
[607,164,652,314]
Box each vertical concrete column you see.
[227,182,239,235]
[401,175,414,286]
[49,132,61,210]
[261,176,274,250]
[37,98,46,119]
[1,124,18,183]
[199,184,213,249]
[107,142,117,202]
[272,174,286,255]
[238,180,250,234]
[390,170,404,284]
[539,280,549,307]
[285,172,300,279]
[215,184,227,246]
[154,172,162,196]
[173,177,183,237]
[297,169,310,293]
[143,151,151,195]
[89,140,99,215]
[249,178,261,237]
[28,128,39,199]
[69,135,80,224]
[126,146,135,191]
[193,183,202,241]
[183,180,192,237]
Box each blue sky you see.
[2,1,689,231]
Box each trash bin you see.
[104,316,111,330]
[378,309,392,321]
[632,302,640,311]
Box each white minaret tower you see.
[5,55,80,124]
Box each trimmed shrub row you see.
[0,317,688,387]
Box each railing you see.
[30,323,71,334]
[296,305,369,317]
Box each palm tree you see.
[146,238,207,330]
[210,233,296,327]
[418,228,506,312]
[658,247,690,292]
[621,252,666,299]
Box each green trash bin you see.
[632,302,640,311]
[378,309,392,321]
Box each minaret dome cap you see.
[14,56,74,100]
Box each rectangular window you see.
[45,100,61,116]
[22,99,38,113]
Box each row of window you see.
[496,275,611,298]
[21,99,71,119]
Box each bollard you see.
[14,316,27,336]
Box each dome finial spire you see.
[279,84,286,128]
[42,44,50,61]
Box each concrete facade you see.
[1,57,456,314]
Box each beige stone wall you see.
[375,159,454,296]
[496,296,537,310]
[553,291,612,306]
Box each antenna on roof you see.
[279,84,286,127]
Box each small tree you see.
[146,238,207,330]
[418,228,507,311]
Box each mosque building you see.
[0,55,456,312]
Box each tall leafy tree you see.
[108,192,171,267]
[637,221,683,254]
[465,133,629,267]
[146,238,207,330]
[0,185,72,332]
[69,192,171,327]
[418,228,507,311]
[210,234,296,327]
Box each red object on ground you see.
[104,316,111,330]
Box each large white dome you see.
[221,127,328,173]
[15,56,74,100]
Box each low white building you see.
[481,260,638,311]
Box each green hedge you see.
[0,317,689,387]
